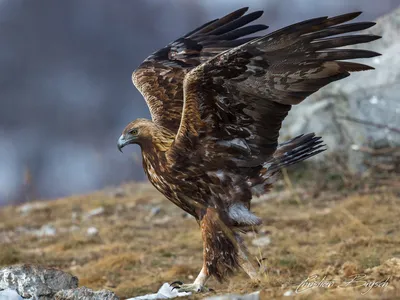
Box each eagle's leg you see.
[170,211,213,293]
[171,265,210,292]
[171,207,240,293]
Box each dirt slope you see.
[0,171,399,299]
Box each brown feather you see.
[201,208,240,282]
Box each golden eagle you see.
[117,8,380,292]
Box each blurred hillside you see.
[0,0,398,204]
[0,173,399,299]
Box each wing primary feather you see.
[207,10,265,36]
[336,61,375,71]
[323,11,362,26]
[313,49,381,60]
[257,16,328,39]
[183,18,219,38]
[256,12,363,43]
[215,25,269,40]
[276,49,380,64]
[305,22,377,39]
[311,35,381,50]
[189,7,249,36]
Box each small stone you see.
[283,290,294,296]
[145,206,163,221]
[18,202,46,215]
[150,206,161,216]
[85,207,105,218]
[34,224,57,237]
[252,236,271,247]
[87,227,99,237]
[110,187,126,198]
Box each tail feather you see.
[250,133,326,196]
[269,133,326,172]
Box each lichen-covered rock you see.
[0,264,78,299]
[55,286,119,300]
[281,7,400,173]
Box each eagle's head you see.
[118,118,174,152]
[118,118,153,152]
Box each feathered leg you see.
[171,208,240,293]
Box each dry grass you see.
[0,172,399,299]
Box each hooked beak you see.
[117,135,134,153]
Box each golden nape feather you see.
[118,7,381,292]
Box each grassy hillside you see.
[0,168,399,299]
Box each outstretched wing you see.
[132,7,269,133]
[171,12,380,169]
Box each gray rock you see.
[84,207,105,219]
[281,7,400,173]
[108,187,126,198]
[17,202,47,216]
[55,286,119,300]
[0,265,78,300]
[33,224,57,237]
[283,290,294,296]
[145,206,163,222]
[86,227,99,237]
[150,206,161,217]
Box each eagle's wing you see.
[132,7,268,133]
[171,12,380,169]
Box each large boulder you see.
[0,265,78,299]
[281,7,400,173]
[0,265,119,300]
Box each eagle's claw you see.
[170,280,183,286]
[170,280,184,291]
[170,282,212,293]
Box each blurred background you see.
[0,0,399,205]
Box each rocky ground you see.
[0,164,399,299]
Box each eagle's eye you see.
[129,128,138,136]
